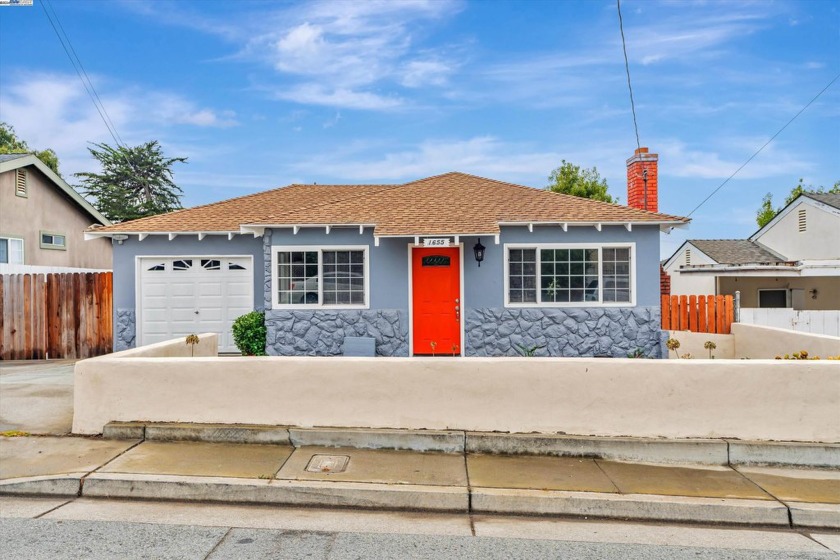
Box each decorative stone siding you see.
[115,309,136,351]
[265,309,409,357]
[263,229,273,309]
[465,307,664,358]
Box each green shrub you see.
[232,311,267,356]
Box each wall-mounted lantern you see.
[473,238,486,267]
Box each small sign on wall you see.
[423,238,450,247]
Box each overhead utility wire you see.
[44,0,125,148]
[39,0,123,149]
[617,0,641,151]
[686,72,840,218]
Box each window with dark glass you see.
[508,248,537,303]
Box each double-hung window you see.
[0,237,24,264]
[506,244,634,306]
[273,246,368,308]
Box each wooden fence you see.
[0,272,112,360]
[661,294,734,334]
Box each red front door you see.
[412,247,461,356]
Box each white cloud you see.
[658,139,812,180]
[291,136,633,186]
[274,84,403,110]
[322,111,342,129]
[0,73,237,177]
[400,60,454,88]
[126,0,463,110]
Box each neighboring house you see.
[663,192,840,310]
[88,147,688,356]
[0,153,112,273]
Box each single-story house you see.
[663,192,840,310]
[87,147,688,357]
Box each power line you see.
[686,72,840,217]
[39,0,123,148]
[617,0,640,151]
[44,0,125,148]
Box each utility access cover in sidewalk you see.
[306,454,350,473]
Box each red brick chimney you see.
[626,147,658,212]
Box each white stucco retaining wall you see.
[731,323,840,359]
[666,324,840,360]
[73,350,839,442]
[666,331,735,359]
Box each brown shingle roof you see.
[93,172,689,235]
[689,240,786,264]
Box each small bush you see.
[232,311,267,356]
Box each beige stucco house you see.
[663,192,840,310]
[0,153,112,273]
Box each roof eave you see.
[1,154,111,226]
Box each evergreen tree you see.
[75,141,187,223]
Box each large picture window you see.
[273,246,368,308]
[506,244,634,306]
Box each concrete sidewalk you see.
[1,436,838,530]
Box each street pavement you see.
[0,359,75,435]
[1,496,838,559]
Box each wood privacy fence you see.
[0,273,113,360]
[661,294,734,334]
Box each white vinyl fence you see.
[739,308,840,337]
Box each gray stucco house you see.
[89,148,688,357]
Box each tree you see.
[75,141,187,223]
[546,160,615,203]
[0,121,61,176]
[755,193,776,228]
[756,178,840,228]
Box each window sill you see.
[272,304,370,311]
[504,302,636,308]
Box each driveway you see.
[0,360,75,435]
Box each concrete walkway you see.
[1,436,837,529]
[0,360,75,435]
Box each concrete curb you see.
[289,428,465,453]
[728,441,840,469]
[470,488,791,526]
[465,433,728,465]
[4,471,837,528]
[787,502,840,530]
[100,422,839,468]
[82,473,468,512]
[145,423,291,445]
[0,474,83,497]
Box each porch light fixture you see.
[473,238,486,267]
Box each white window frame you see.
[271,245,370,310]
[0,236,25,264]
[504,242,636,308]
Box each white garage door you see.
[139,256,253,353]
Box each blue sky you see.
[1,0,838,258]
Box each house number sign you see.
[423,238,450,247]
